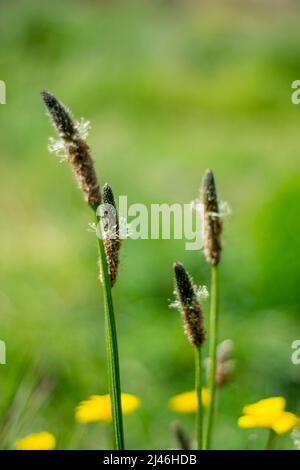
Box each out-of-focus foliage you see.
[0,0,300,449]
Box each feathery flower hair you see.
[201,169,222,265]
[173,262,205,348]
[41,91,101,209]
[100,183,121,287]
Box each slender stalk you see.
[204,265,218,450]
[195,347,203,450]
[41,92,124,448]
[266,429,276,450]
[94,212,124,450]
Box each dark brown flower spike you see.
[41,91,101,209]
[201,169,222,266]
[100,183,121,287]
[173,262,206,348]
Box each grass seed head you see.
[201,169,222,265]
[173,261,205,348]
[41,91,101,209]
[100,183,121,287]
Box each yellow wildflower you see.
[169,389,211,413]
[15,432,56,450]
[238,397,299,435]
[75,393,141,423]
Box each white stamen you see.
[48,137,68,162]
[75,118,91,141]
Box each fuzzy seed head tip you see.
[173,262,194,306]
[41,90,56,107]
[41,90,75,141]
[102,183,116,208]
[202,169,218,210]
[173,261,185,280]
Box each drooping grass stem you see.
[195,347,203,450]
[94,211,124,450]
[204,265,219,450]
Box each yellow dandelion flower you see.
[75,393,141,423]
[15,432,56,450]
[238,397,299,435]
[169,388,211,413]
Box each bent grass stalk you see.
[41,91,124,450]
[204,265,218,450]
[94,212,124,450]
[195,347,203,450]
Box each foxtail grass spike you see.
[101,183,121,287]
[173,262,205,349]
[202,169,222,266]
[41,91,101,209]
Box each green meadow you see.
[1,0,300,449]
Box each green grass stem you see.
[94,211,124,450]
[204,265,219,450]
[195,347,203,450]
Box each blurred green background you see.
[1,0,300,450]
